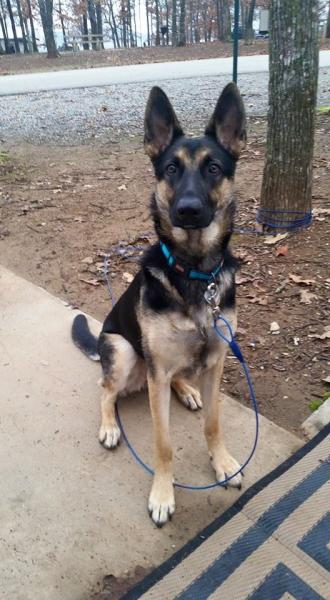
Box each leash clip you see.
[204,281,221,317]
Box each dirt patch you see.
[0,115,329,437]
[1,39,329,76]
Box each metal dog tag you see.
[204,282,221,317]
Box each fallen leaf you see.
[122,272,134,283]
[293,336,300,346]
[101,105,108,112]
[275,245,288,257]
[117,184,127,191]
[252,280,267,293]
[249,295,268,306]
[270,321,280,334]
[81,256,94,264]
[308,325,330,340]
[289,273,316,286]
[322,376,330,384]
[79,277,100,287]
[300,290,318,304]
[264,233,288,245]
[236,275,253,285]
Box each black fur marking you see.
[97,332,114,379]
[101,272,144,358]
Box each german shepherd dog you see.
[72,82,246,526]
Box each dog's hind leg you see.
[171,378,202,411]
[98,333,141,449]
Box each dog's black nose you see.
[176,196,203,225]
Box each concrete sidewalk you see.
[1,50,330,96]
[0,266,302,600]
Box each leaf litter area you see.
[0,115,329,437]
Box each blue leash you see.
[104,254,259,490]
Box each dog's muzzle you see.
[171,196,213,229]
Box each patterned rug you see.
[122,424,330,600]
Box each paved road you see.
[1,50,330,96]
[1,66,329,146]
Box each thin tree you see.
[82,12,89,48]
[172,0,177,44]
[87,0,98,48]
[26,0,38,51]
[260,0,319,229]
[326,0,330,37]
[244,0,256,44]
[16,0,29,51]
[154,0,160,44]
[95,0,104,47]
[6,0,21,52]
[0,0,10,52]
[38,0,59,57]
[178,0,185,44]
[58,0,68,49]
[145,0,150,44]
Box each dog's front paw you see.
[211,449,242,489]
[148,478,175,527]
[99,423,121,449]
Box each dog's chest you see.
[149,304,222,375]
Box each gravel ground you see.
[1,68,330,145]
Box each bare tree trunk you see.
[58,0,68,50]
[38,0,59,57]
[155,0,160,45]
[109,0,120,47]
[82,12,89,49]
[145,0,150,45]
[87,0,98,49]
[244,0,256,44]
[172,0,177,45]
[326,0,330,38]
[26,0,38,51]
[260,0,319,229]
[178,0,186,45]
[0,1,10,52]
[95,0,104,48]
[217,0,231,41]
[6,0,20,52]
[16,0,29,51]
[127,0,134,46]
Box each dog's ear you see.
[144,87,183,160]
[205,83,246,157]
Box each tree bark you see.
[172,0,177,45]
[38,0,59,57]
[154,0,160,45]
[82,12,89,49]
[178,0,186,45]
[217,0,231,42]
[260,0,319,229]
[244,0,256,44]
[87,0,98,49]
[0,2,10,52]
[58,0,68,50]
[26,0,38,51]
[95,0,104,48]
[145,0,150,45]
[6,0,20,52]
[16,0,29,51]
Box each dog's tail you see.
[71,314,100,361]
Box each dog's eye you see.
[208,162,222,176]
[166,163,177,175]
